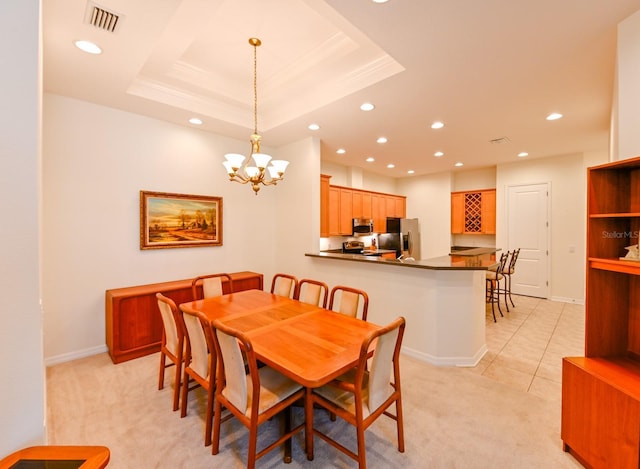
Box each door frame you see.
[505,181,551,299]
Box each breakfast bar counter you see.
[305,251,496,367]
[306,251,497,270]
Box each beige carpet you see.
[46,349,583,468]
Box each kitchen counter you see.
[307,251,497,270]
[450,247,500,257]
[305,250,495,366]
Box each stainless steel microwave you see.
[352,218,374,235]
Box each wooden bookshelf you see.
[562,156,640,468]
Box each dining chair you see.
[180,307,216,447]
[486,252,509,321]
[328,285,369,321]
[296,278,329,308]
[191,273,233,300]
[502,248,520,308]
[211,319,305,469]
[270,273,298,298]
[310,316,406,469]
[156,293,185,412]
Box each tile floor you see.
[466,293,585,404]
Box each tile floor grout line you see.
[481,296,538,374]
[527,301,566,392]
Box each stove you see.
[342,240,365,254]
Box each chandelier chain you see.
[253,41,258,135]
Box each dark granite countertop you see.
[306,252,497,270]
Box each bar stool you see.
[503,248,520,308]
[486,252,508,322]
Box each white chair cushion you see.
[485,271,504,281]
[222,366,302,417]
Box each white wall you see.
[616,10,640,160]
[0,0,45,454]
[496,152,607,302]
[398,172,453,259]
[42,94,319,363]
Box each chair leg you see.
[494,280,504,318]
[204,384,214,446]
[486,280,496,322]
[506,274,515,307]
[247,424,259,469]
[172,360,181,412]
[158,352,165,390]
[180,369,189,418]
[356,422,367,469]
[396,397,405,453]
[211,399,223,455]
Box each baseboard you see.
[550,296,585,305]
[401,344,488,367]
[45,344,108,367]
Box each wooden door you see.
[506,183,550,298]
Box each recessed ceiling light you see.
[75,40,102,54]
[518,152,529,157]
[377,137,388,144]
[372,0,389,3]
[546,112,563,121]
[387,164,395,169]
[366,157,375,162]
[431,121,445,129]
[188,117,202,125]
[454,162,464,167]
[308,123,320,131]
[336,148,346,154]
[434,151,444,157]
[360,103,375,111]
[407,170,415,174]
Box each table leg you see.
[305,387,314,460]
[283,407,292,463]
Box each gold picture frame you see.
[140,191,223,249]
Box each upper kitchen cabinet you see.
[321,174,331,237]
[320,176,406,236]
[451,189,496,234]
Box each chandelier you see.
[223,38,289,195]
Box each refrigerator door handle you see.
[407,231,412,255]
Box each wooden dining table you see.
[179,288,381,461]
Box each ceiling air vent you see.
[490,137,511,145]
[86,3,120,33]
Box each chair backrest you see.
[270,273,298,298]
[297,278,329,308]
[507,248,520,273]
[211,320,258,415]
[191,273,233,300]
[156,293,183,355]
[328,285,369,320]
[496,252,509,274]
[365,317,405,411]
[182,308,213,380]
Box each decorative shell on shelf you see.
[620,243,640,261]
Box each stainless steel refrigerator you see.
[378,217,421,260]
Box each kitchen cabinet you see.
[320,174,331,237]
[320,176,406,236]
[561,155,640,468]
[105,271,263,363]
[451,189,496,234]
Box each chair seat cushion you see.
[485,271,503,280]
[314,369,393,418]
[224,366,302,417]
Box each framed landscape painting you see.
[140,191,223,249]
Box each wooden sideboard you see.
[105,271,263,363]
